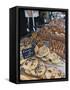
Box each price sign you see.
[22,48,35,59]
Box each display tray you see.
[9,6,68,84]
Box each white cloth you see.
[25,10,39,17]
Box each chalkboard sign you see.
[22,47,35,59]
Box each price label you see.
[22,48,35,59]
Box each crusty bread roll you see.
[35,45,50,58]
[31,61,46,77]
[21,58,38,70]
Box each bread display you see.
[20,18,65,80]
[20,57,64,80]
